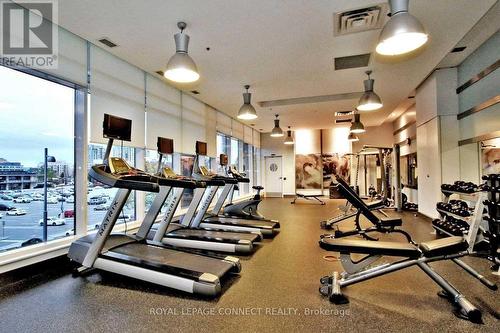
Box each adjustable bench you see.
[324,175,414,243]
[319,236,498,323]
[321,196,387,229]
[291,192,326,205]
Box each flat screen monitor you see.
[157,137,174,154]
[196,141,207,155]
[103,114,132,141]
[220,154,228,166]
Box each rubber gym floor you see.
[0,198,498,332]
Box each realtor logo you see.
[1,0,58,68]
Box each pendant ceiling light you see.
[164,22,200,83]
[270,114,284,137]
[376,0,428,56]
[350,113,365,134]
[357,70,383,111]
[284,126,294,145]
[237,85,258,120]
[347,132,359,142]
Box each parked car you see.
[38,217,65,226]
[66,196,75,203]
[47,197,58,204]
[13,197,32,203]
[6,209,27,216]
[63,210,74,218]
[94,203,109,211]
[10,191,22,198]
[65,228,74,236]
[31,195,44,201]
[0,203,15,211]
[0,195,13,200]
[21,238,43,247]
[119,214,132,222]
[0,213,3,219]
[88,197,107,205]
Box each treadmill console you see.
[162,167,186,179]
[200,165,213,176]
[108,157,133,175]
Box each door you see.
[265,156,283,197]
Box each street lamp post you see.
[43,148,56,242]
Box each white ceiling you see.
[53,0,498,131]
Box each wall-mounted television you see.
[103,114,132,141]
[220,154,228,166]
[196,141,207,155]
[157,137,174,155]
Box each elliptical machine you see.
[222,157,278,224]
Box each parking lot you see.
[0,187,135,252]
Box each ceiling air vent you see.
[335,118,352,124]
[190,90,200,95]
[155,70,165,76]
[98,37,118,48]
[451,46,467,53]
[335,111,354,117]
[333,4,388,36]
[335,53,371,70]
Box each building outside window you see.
[0,65,76,252]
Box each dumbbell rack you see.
[482,174,499,275]
[433,189,487,251]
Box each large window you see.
[180,155,195,208]
[216,133,230,174]
[216,133,259,200]
[242,143,252,195]
[144,149,173,212]
[0,66,75,252]
[87,144,137,230]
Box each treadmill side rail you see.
[81,188,130,268]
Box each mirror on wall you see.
[400,153,417,189]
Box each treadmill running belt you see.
[167,226,260,243]
[205,216,277,228]
[104,243,235,278]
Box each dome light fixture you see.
[284,126,294,145]
[357,70,383,111]
[350,113,366,134]
[164,22,200,83]
[270,114,284,137]
[237,85,258,120]
[348,132,359,142]
[376,0,428,56]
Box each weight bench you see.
[318,236,498,322]
[324,175,414,243]
[321,196,386,229]
[291,192,326,205]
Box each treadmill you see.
[138,137,260,254]
[190,142,278,237]
[68,114,240,297]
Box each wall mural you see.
[295,154,322,189]
[322,153,350,188]
[481,142,500,176]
